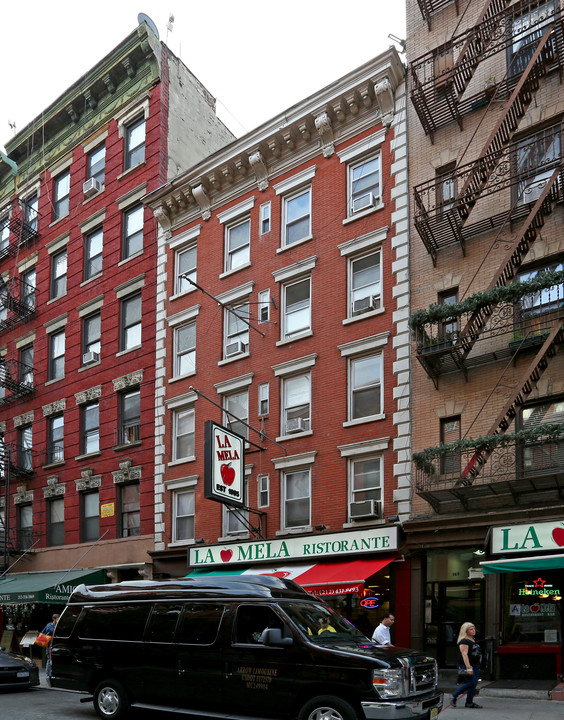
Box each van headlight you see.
[372,668,405,698]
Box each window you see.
[350,456,382,512]
[283,373,311,435]
[21,268,36,310]
[223,391,248,440]
[436,162,456,216]
[173,489,195,543]
[174,408,195,461]
[18,504,33,550]
[87,144,106,185]
[282,277,311,339]
[84,227,103,279]
[24,194,38,233]
[515,125,561,205]
[438,288,459,342]
[19,343,33,387]
[81,491,99,543]
[440,416,461,474]
[120,483,140,537]
[224,302,250,358]
[83,312,101,360]
[224,491,248,536]
[283,468,311,529]
[517,262,564,318]
[119,390,141,445]
[120,293,142,350]
[18,425,33,471]
[258,474,269,508]
[350,354,382,420]
[509,1,554,77]
[51,249,67,298]
[175,322,196,376]
[0,213,9,252]
[283,188,311,246]
[176,244,197,294]
[351,250,381,315]
[260,202,271,234]
[47,414,64,464]
[226,218,250,272]
[519,398,564,473]
[123,205,144,258]
[349,155,381,213]
[47,497,64,547]
[124,116,146,169]
[258,383,269,416]
[82,402,100,455]
[258,290,270,323]
[53,170,70,221]
[49,329,65,380]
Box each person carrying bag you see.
[451,622,483,709]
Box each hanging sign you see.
[204,420,245,508]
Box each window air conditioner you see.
[349,499,380,520]
[353,295,378,314]
[352,192,376,213]
[83,178,103,198]
[225,340,246,357]
[83,351,100,365]
[286,417,307,434]
[519,175,549,205]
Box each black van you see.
[51,575,442,720]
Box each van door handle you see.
[224,662,233,678]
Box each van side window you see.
[176,603,224,645]
[55,606,82,638]
[80,604,151,640]
[234,605,284,644]
[146,604,182,643]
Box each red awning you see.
[292,556,397,597]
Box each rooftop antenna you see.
[166,13,175,43]
[138,12,160,40]
[8,121,16,134]
[388,34,406,53]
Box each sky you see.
[1,1,406,151]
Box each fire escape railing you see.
[0,277,36,334]
[0,357,34,405]
[410,0,563,140]
[416,0,460,30]
[0,199,40,263]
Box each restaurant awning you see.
[188,555,398,596]
[480,553,564,574]
[0,568,107,605]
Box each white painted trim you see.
[337,129,386,163]
[273,166,317,195]
[217,196,256,224]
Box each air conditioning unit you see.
[82,351,100,365]
[353,295,378,314]
[225,340,246,357]
[83,178,103,198]
[286,417,307,434]
[350,499,380,520]
[519,175,549,205]
[352,192,376,213]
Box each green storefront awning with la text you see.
[0,568,106,604]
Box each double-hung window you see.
[224,302,250,358]
[283,468,311,529]
[51,249,67,298]
[283,373,311,435]
[0,213,9,253]
[18,504,33,550]
[82,402,100,455]
[282,277,311,339]
[53,170,70,221]
[120,483,140,537]
[349,155,381,214]
[83,312,101,361]
[24,193,38,234]
[350,354,382,420]
[120,293,142,351]
[18,425,33,472]
[85,227,103,279]
[119,389,141,445]
[19,343,34,388]
[176,243,197,294]
[21,268,36,311]
[440,416,461,475]
[223,391,249,440]
[351,250,381,315]
[515,124,561,205]
[224,481,248,536]
[49,329,65,380]
[174,408,195,461]
[124,116,146,169]
[258,383,269,416]
[350,456,382,518]
[123,204,144,258]
[47,414,64,464]
[225,218,250,272]
[87,144,106,185]
[175,322,196,377]
[258,475,269,508]
[81,491,99,543]
[517,261,564,318]
[260,202,271,234]
[509,1,555,77]
[173,488,195,542]
[283,188,311,246]
[47,497,65,547]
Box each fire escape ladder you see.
[455,25,554,224]
[455,167,561,358]
[417,0,460,30]
[459,319,564,482]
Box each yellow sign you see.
[101,502,115,518]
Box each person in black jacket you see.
[451,622,483,709]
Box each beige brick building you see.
[405,0,564,679]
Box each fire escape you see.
[410,0,564,512]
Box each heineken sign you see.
[492,520,564,554]
[189,527,398,567]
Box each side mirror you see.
[261,628,293,647]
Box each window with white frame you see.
[83,312,101,361]
[283,373,311,435]
[349,155,381,214]
[18,425,33,471]
[24,193,38,233]
[509,0,555,77]
[260,202,271,234]
[48,329,65,380]
[0,213,9,251]
[173,488,195,542]
[282,187,311,246]
[124,116,146,169]
[258,383,269,416]
[517,261,564,318]
[225,217,250,272]
[19,343,33,387]
[47,414,64,464]
[283,277,311,339]
[81,490,99,542]
[175,322,196,377]
[21,268,36,310]
[176,243,197,294]
[119,389,141,445]
[53,170,70,221]
[47,497,65,547]
[120,293,142,350]
[51,249,67,299]
[514,124,561,206]
[173,407,195,461]
[82,401,99,455]
[223,481,248,536]
[123,204,144,258]
[258,289,270,323]
[350,250,381,316]
[223,391,248,440]
[87,144,106,185]
[283,468,311,529]
[350,353,382,420]
[258,474,269,508]
[18,503,33,550]
[224,301,250,358]
[84,227,103,280]
[349,456,382,518]
[120,482,140,537]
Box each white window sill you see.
[49,214,70,229]
[169,286,198,302]
[219,261,252,279]
[47,292,67,305]
[80,273,103,288]
[276,235,313,253]
[42,460,65,470]
[169,371,196,383]
[343,414,386,428]
[82,189,105,205]
[276,330,313,346]
[275,526,313,537]
[276,429,313,442]
[45,376,65,386]
[117,160,146,181]
[167,540,192,548]
[168,457,196,467]
[218,533,250,543]
[342,519,386,529]
[218,351,250,366]
[116,344,143,357]
[119,249,144,266]
[79,360,101,372]
[343,306,386,325]
[342,203,384,225]
[113,440,142,451]
[75,451,101,461]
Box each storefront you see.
[187,526,408,645]
[481,520,564,680]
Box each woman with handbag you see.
[40,613,59,681]
[451,622,483,709]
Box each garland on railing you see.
[412,422,564,475]
[409,269,564,336]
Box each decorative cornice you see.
[113,458,142,484]
[113,370,144,391]
[43,476,66,499]
[75,385,102,405]
[13,411,34,427]
[75,467,102,492]
[374,78,396,127]
[249,151,269,191]
[314,113,335,158]
[192,184,211,220]
[14,484,33,505]
[43,399,67,417]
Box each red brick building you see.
[144,47,409,641]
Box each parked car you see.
[0,646,40,690]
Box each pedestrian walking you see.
[451,621,483,709]
[371,613,395,646]
[41,613,59,681]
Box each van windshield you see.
[282,602,369,643]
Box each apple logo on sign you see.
[552,525,564,547]
[221,463,236,486]
[220,549,233,563]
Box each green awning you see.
[0,568,106,604]
[481,553,564,574]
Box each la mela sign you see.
[492,520,564,554]
[204,420,245,508]
[189,527,398,567]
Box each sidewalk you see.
[438,695,564,718]
[439,670,560,701]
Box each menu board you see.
[1,629,14,651]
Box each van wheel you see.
[93,679,130,720]
[298,695,357,720]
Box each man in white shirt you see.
[371,613,395,646]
